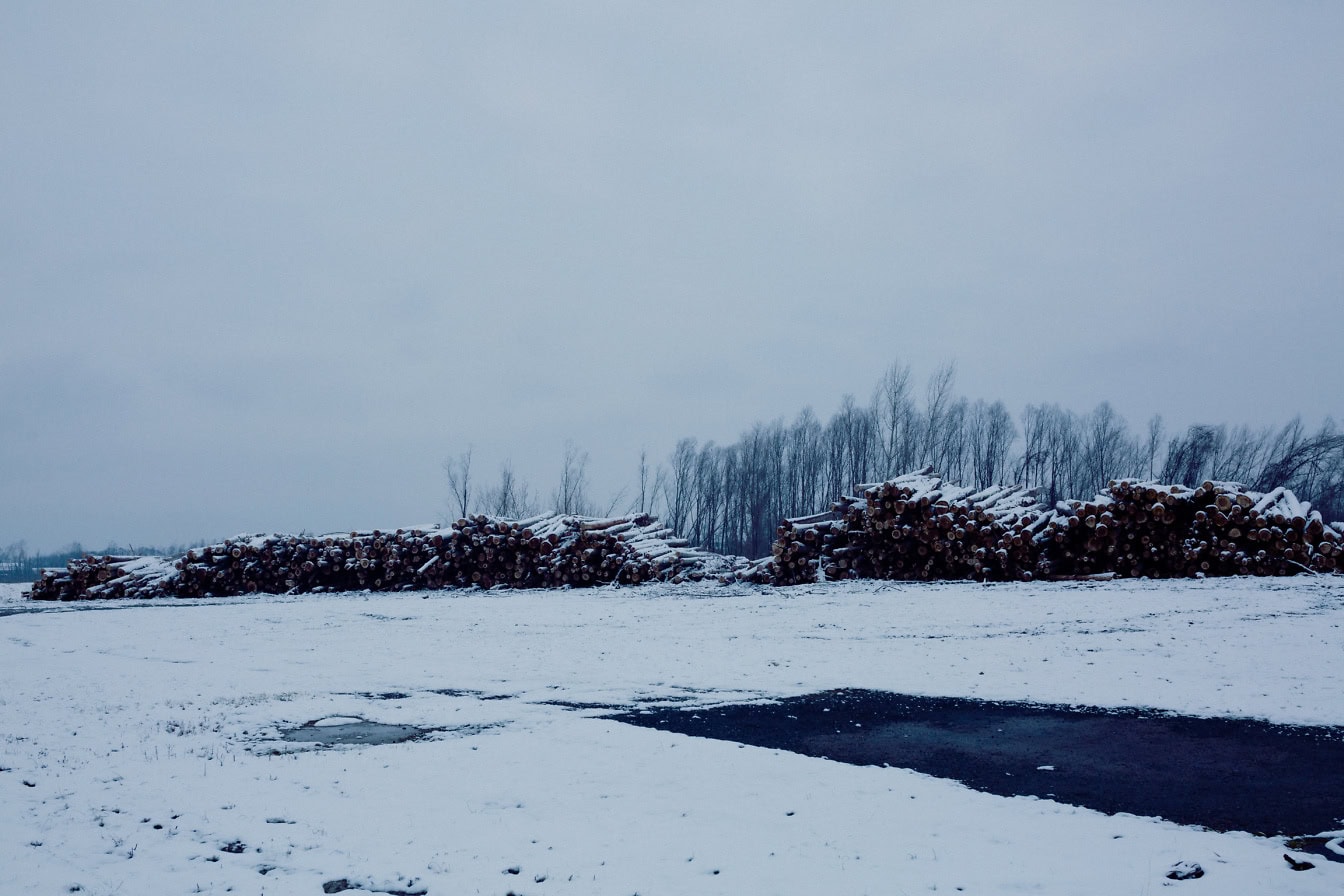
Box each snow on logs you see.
[768,469,1048,585]
[28,513,741,601]
[762,471,1342,584]
[27,478,1342,600]
[1041,478,1342,579]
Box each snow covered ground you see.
[0,582,29,605]
[2,577,1342,895]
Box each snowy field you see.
[2,577,1342,895]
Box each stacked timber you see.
[1175,480,1337,576]
[768,499,866,586]
[1037,479,1341,579]
[1036,481,1200,579]
[28,480,1342,600]
[29,513,739,601]
[757,471,1343,585]
[852,469,1048,581]
[764,470,1047,584]
[27,555,176,601]
[844,470,1042,583]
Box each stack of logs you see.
[764,504,861,586]
[1042,479,1342,579]
[854,473,1049,581]
[769,469,1047,584]
[27,475,1343,600]
[764,470,1342,584]
[25,555,177,601]
[29,513,739,601]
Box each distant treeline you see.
[0,541,208,583]
[451,361,1344,561]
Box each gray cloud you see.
[3,2,1341,550]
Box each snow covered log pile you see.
[855,472,1049,581]
[766,469,1048,584]
[767,501,865,586]
[761,471,1343,584]
[1040,480,1342,579]
[27,480,1342,600]
[24,555,178,601]
[29,514,741,601]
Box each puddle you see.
[536,699,630,711]
[281,718,434,746]
[607,689,1344,839]
[429,688,514,701]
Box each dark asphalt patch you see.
[607,688,1344,838]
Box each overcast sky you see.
[3,2,1341,552]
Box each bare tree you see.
[600,486,629,518]
[1209,424,1275,485]
[935,397,970,482]
[482,460,534,519]
[663,438,698,535]
[1014,404,1049,488]
[1255,418,1344,520]
[636,449,652,514]
[921,361,958,471]
[970,399,1016,487]
[1161,424,1223,487]
[872,360,918,478]
[553,441,591,516]
[1263,416,1306,475]
[1081,401,1139,495]
[648,464,667,518]
[785,407,824,516]
[443,446,474,520]
[822,410,850,501]
[743,422,790,557]
[693,442,724,549]
[1040,404,1082,505]
[1145,414,1165,480]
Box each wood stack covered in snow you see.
[854,470,1049,581]
[767,500,865,586]
[28,479,1343,600]
[764,469,1047,584]
[26,555,177,601]
[29,513,740,601]
[1038,479,1342,579]
[1037,481,1198,579]
[757,471,1343,585]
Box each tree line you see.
[449,361,1344,561]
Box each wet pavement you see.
[608,689,1344,838]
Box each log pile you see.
[26,555,177,601]
[1039,479,1342,579]
[853,470,1048,581]
[758,471,1344,584]
[28,478,1342,600]
[29,513,740,601]
[766,469,1048,584]
[767,501,865,586]
[1038,481,1198,579]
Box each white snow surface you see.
[2,577,1342,894]
[0,582,30,605]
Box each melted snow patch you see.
[282,718,430,745]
